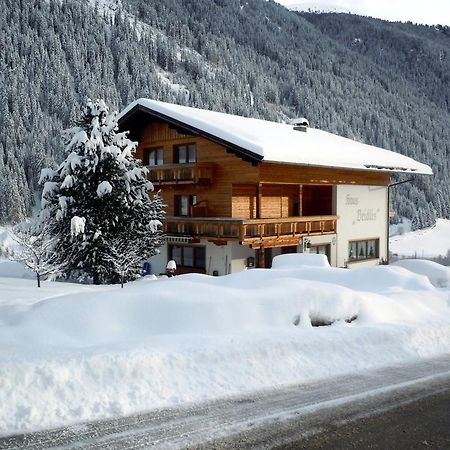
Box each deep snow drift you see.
[392,259,450,288]
[0,254,450,436]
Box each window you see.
[174,144,196,163]
[143,147,163,166]
[348,239,379,261]
[367,239,377,258]
[169,245,206,269]
[175,195,197,216]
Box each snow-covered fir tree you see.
[410,203,437,231]
[38,99,165,284]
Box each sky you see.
[275,0,450,27]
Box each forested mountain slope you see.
[1,0,449,224]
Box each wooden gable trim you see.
[119,104,264,165]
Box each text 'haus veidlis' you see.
[118,99,432,275]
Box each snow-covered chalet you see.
[118,99,432,275]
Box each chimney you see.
[289,117,309,132]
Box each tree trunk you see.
[37,272,41,288]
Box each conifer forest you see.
[1,0,449,225]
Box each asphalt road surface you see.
[1,355,449,450]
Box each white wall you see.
[206,240,232,275]
[231,242,255,273]
[335,184,388,267]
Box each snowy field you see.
[390,218,450,259]
[1,254,450,436]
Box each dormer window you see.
[174,144,196,164]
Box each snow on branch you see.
[70,216,86,237]
[102,236,144,287]
[8,222,72,287]
[96,181,113,197]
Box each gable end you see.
[118,104,264,165]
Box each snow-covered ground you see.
[391,259,450,288]
[390,218,450,259]
[1,254,450,436]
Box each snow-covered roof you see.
[119,99,433,175]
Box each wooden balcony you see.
[165,215,338,248]
[147,163,215,185]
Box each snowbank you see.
[391,259,450,288]
[272,253,330,268]
[0,261,449,435]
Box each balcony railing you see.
[147,163,215,185]
[165,215,338,247]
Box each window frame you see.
[168,245,206,269]
[143,147,164,166]
[174,194,197,216]
[174,143,196,164]
[348,238,379,262]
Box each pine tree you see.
[411,209,421,231]
[37,99,165,284]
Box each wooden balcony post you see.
[241,224,247,241]
[257,183,262,219]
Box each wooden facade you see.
[136,121,388,232]
[121,115,392,270]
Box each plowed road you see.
[1,356,449,449]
